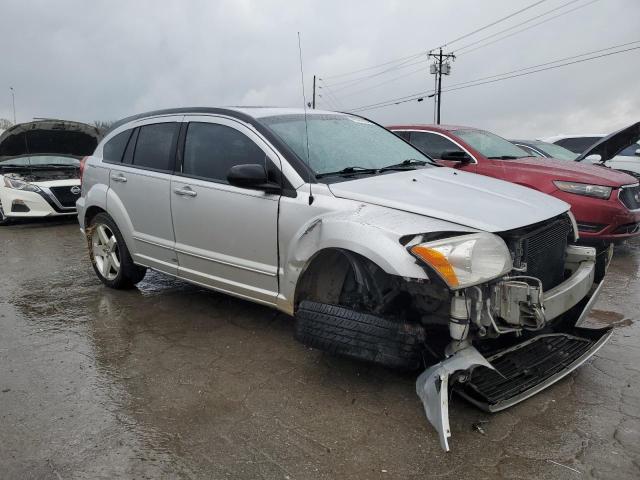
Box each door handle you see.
[110,173,127,183]
[173,186,197,197]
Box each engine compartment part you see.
[294,300,426,370]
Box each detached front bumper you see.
[417,244,611,451]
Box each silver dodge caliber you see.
[77,107,612,450]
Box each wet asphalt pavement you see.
[1,218,639,480]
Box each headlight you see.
[554,180,611,199]
[3,177,41,192]
[409,233,512,289]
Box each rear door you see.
[170,116,280,305]
[107,117,182,274]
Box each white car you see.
[542,122,640,178]
[0,120,99,224]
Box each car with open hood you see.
[572,121,640,180]
[78,107,611,451]
[0,119,100,224]
[388,124,640,243]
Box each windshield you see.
[455,130,529,159]
[530,141,578,160]
[0,155,80,167]
[260,113,433,176]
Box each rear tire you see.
[88,212,146,289]
[295,300,425,370]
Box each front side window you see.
[410,131,464,158]
[260,114,432,176]
[132,123,179,171]
[183,122,266,182]
[454,130,529,159]
[103,129,133,163]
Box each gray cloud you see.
[1,0,638,138]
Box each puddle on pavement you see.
[588,309,634,328]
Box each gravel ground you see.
[1,218,638,479]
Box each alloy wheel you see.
[92,223,121,281]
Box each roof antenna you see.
[297,32,314,205]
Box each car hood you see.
[0,120,99,159]
[576,121,640,162]
[327,167,569,232]
[503,156,636,187]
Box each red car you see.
[388,124,640,244]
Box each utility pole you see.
[312,75,316,109]
[10,87,16,124]
[428,48,455,124]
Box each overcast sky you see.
[1,0,638,138]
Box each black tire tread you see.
[295,301,424,370]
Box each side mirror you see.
[585,154,602,163]
[440,150,471,162]
[227,164,281,193]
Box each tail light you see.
[79,156,88,184]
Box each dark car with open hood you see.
[0,119,100,224]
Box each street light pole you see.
[10,87,16,124]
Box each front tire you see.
[0,202,11,226]
[88,212,146,289]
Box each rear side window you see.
[183,122,266,182]
[132,123,179,171]
[555,137,601,154]
[410,131,462,158]
[103,130,133,163]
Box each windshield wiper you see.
[379,158,430,171]
[487,155,523,160]
[315,166,379,178]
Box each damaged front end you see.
[410,215,612,451]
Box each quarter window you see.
[410,131,463,159]
[132,123,179,171]
[183,122,266,182]
[103,130,133,163]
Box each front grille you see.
[619,184,640,210]
[501,215,572,291]
[49,186,80,208]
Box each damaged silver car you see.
[77,108,611,450]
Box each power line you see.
[321,56,427,89]
[348,44,640,113]
[440,0,549,48]
[456,0,600,56]
[321,51,426,81]
[448,39,640,88]
[329,64,430,99]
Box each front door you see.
[170,117,280,305]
